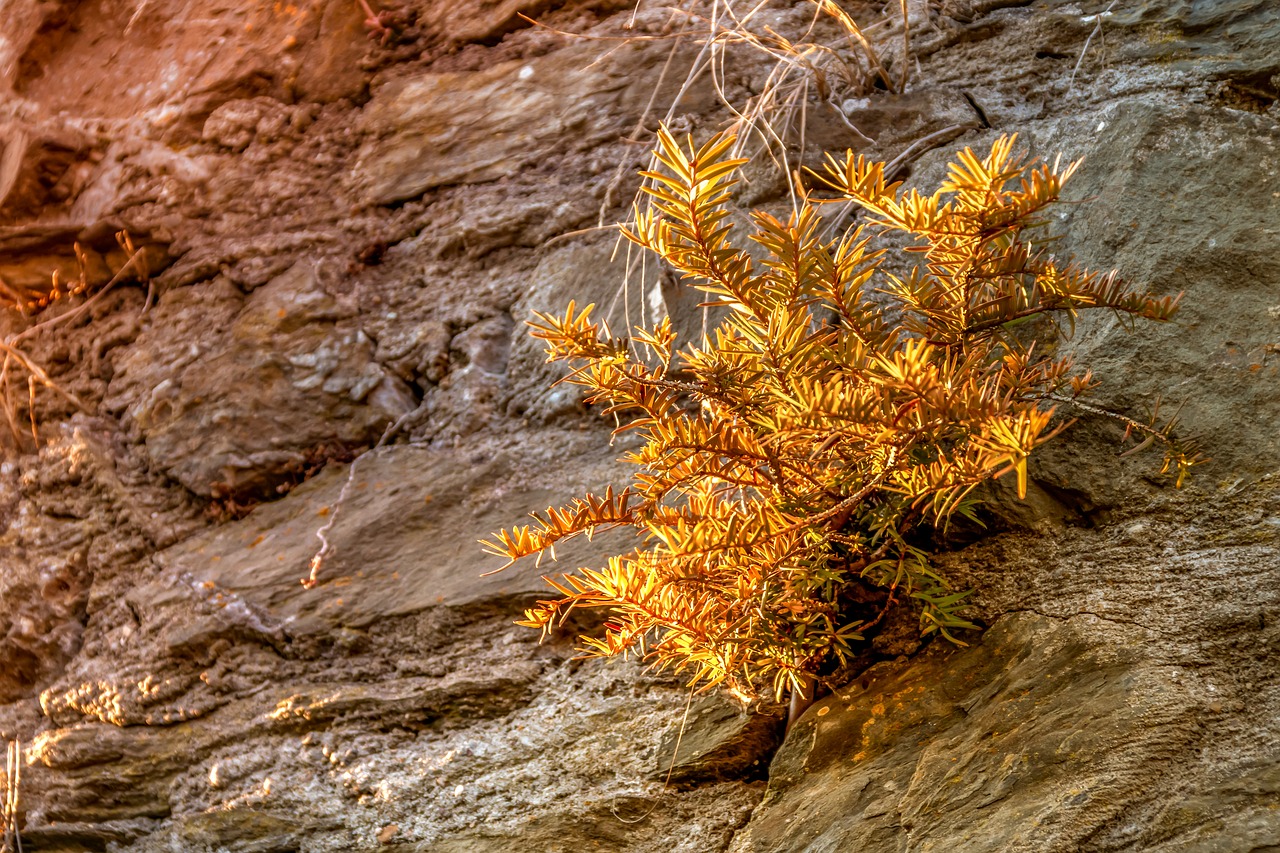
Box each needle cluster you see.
[484,129,1190,702]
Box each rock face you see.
[0,1,1277,852]
[352,41,692,205]
[104,261,418,500]
[736,516,1280,851]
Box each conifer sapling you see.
[483,129,1195,709]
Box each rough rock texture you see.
[351,41,703,205]
[733,502,1280,851]
[655,695,783,787]
[103,260,418,499]
[0,0,1277,851]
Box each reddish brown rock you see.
[0,120,100,223]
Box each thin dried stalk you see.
[1067,0,1116,96]
[818,0,896,92]
[596,0,908,350]
[1,739,20,853]
[0,233,150,452]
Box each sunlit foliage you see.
[484,129,1193,702]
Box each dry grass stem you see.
[1067,0,1116,96]
[1,739,19,853]
[0,232,151,452]
[588,0,919,344]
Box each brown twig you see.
[355,0,409,45]
[899,0,911,92]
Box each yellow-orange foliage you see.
[484,130,1191,702]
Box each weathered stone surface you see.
[734,415,1280,848]
[351,42,699,203]
[654,695,783,786]
[431,0,558,45]
[17,817,159,853]
[0,422,202,704]
[1105,0,1280,73]
[13,601,761,851]
[733,614,1200,851]
[808,86,981,161]
[0,547,88,704]
[734,576,1279,852]
[153,436,638,635]
[104,260,416,498]
[0,0,60,93]
[504,234,663,422]
[1031,103,1280,497]
[422,313,517,439]
[412,782,758,853]
[5,0,371,116]
[0,119,100,223]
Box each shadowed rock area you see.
[0,0,1277,851]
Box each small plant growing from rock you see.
[485,129,1194,714]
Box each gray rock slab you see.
[901,101,1280,513]
[351,42,703,204]
[732,487,1280,853]
[654,694,783,786]
[1106,0,1280,73]
[1047,103,1280,488]
[505,234,663,422]
[731,610,1274,852]
[156,439,639,635]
